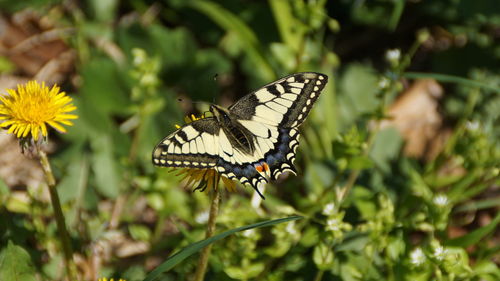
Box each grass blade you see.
[142,216,302,281]
[445,213,500,247]
[403,72,500,93]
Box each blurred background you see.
[0,0,499,280]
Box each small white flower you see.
[322,203,336,216]
[466,121,480,131]
[433,245,447,261]
[242,229,255,238]
[326,218,340,232]
[132,49,146,65]
[195,211,209,224]
[410,248,426,266]
[433,194,449,207]
[285,222,298,236]
[378,77,390,89]
[386,49,401,62]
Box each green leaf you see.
[129,224,152,242]
[88,0,118,22]
[268,0,302,51]
[142,216,302,281]
[313,242,335,270]
[369,128,403,173]
[445,213,500,247]
[91,134,122,198]
[0,241,36,281]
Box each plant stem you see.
[192,185,221,281]
[313,269,324,281]
[37,147,78,280]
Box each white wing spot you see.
[195,137,205,153]
[298,114,303,120]
[319,75,325,80]
[316,80,322,85]
[275,97,293,107]
[255,105,284,124]
[174,146,181,154]
[275,83,285,93]
[190,141,197,153]
[175,134,185,144]
[306,99,311,106]
[302,106,307,113]
[286,77,295,82]
[255,89,275,102]
[201,133,215,155]
[167,160,173,165]
[282,93,298,101]
[239,120,272,137]
[310,92,316,98]
[314,86,319,91]
[174,161,182,165]
[182,126,199,139]
[182,143,189,154]
[267,102,287,114]
[289,82,305,88]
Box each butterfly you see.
[152,72,328,198]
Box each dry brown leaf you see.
[378,79,449,160]
[0,131,45,188]
[0,10,75,85]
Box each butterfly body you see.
[153,72,328,197]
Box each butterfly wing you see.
[153,72,328,198]
[226,72,328,183]
[152,118,221,169]
[229,72,328,128]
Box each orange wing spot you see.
[262,162,270,172]
[255,162,269,173]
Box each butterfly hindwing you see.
[152,118,220,169]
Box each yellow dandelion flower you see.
[0,80,78,141]
[171,114,237,193]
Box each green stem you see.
[37,147,78,280]
[192,184,221,281]
[313,269,324,281]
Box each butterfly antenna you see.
[212,73,219,104]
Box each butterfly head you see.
[210,104,231,123]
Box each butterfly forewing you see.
[152,72,328,197]
[229,72,328,128]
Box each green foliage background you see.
[0,0,499,280]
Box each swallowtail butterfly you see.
[153,72,328,198]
